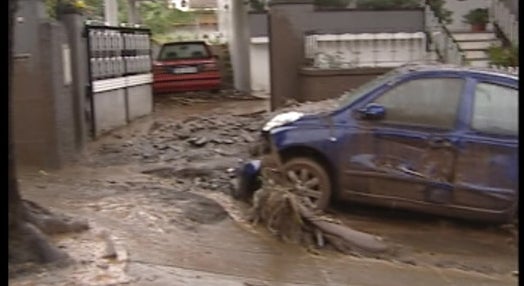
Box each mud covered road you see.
[11,94,518,286]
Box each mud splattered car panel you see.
[245,65,518,222]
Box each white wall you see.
[167,25,224,43]
[170,0,190,11]
[249,37,270,94]
[217,0,230,40]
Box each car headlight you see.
[262,111,304,132]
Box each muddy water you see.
[14,97,518,286]
[332,203,518,275]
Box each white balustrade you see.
[489,64,519,75]
[305,32,429,69]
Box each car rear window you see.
[158,43,210,60]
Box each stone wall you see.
[299,67,392,102]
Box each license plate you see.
[173,67,198,74]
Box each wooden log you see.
[300,206,387,253]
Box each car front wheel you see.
[282,157,332,211]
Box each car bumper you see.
[153,78,221,93]
[235,160,262,199]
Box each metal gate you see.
[85,23,153,137]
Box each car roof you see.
[397,64,519,80]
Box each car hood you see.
[262,99,339,132]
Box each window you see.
[372,78,465,129]
[471,83,518,136]
[158,43,210,60]
[338,69,399,107]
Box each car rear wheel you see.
[282,157,332,211]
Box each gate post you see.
[60,12,89,150]
[229,0,251,92]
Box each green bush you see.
[356,0,421,9]
[462,8,489,25]
[487,45,519,66]
[249,0,266,12]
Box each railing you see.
[490,0,519,46]
[489,64,519,75]
[304,32,433,69]
[424,4,466,65]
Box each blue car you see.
[237,64,518,223]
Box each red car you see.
[153,41,221,94]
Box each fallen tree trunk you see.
[249,175,388,257]
[299,206,387,254]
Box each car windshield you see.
[338,69,400,107]
[158,43,210,60]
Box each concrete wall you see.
[13,1,78,169]
[45,23,76,166]
[127,85,153,120]
[268,0,424,109]
[228,0,251,91]
[249,39,271,94]
[508,0,519,19]
[249,9,423,38]
[93,89,127,136]
[61,14,89,151]
[299,67,392,102]
[248,12,269,37]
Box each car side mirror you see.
[357,103,386,120]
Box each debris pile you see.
[249,168,389,257]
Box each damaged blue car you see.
[236,64,518,223]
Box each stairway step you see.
[452,32,498,42]
[458,40,501,50]
[464,50,489,60]
[467,60,491,68]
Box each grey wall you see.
[44,22,76,166]
[248,12,269,37]
[60,14,89,151]
[14,0,47,58]
[13,1,78,169]
[507,0,518,20]
[93,89,127,136]
[307,10,424,34]
[268,1,424,109]
[127,85,154,120]
[299,67,392,102]
[250,10,423,38]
